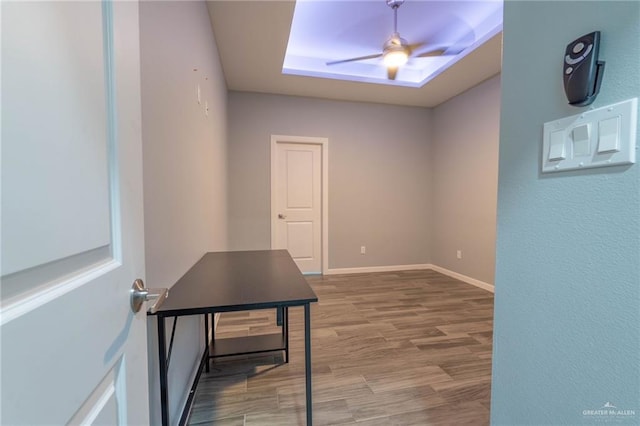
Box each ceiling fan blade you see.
[407,42,426,52]
[387,67,398,80]
[326,53,383,66]
[414,48,448,58]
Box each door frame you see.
[270,135,329,275]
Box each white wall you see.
[492,1,640,424]
[227,92,432,270]
[431,75,500,285]
[139,1,228,424]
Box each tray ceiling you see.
[206,1,503,107]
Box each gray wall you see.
[228,92,432,269]
[431,76,500,284]
[491,1,640,424]
[139,1,228,424]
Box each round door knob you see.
[130,279,169,314]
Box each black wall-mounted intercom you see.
[563,31,605,107]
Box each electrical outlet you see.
[456,250,462,259]
[360,246,366,255]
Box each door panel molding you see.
[0,0,122,321]
[67,356,127,425]
[271,135,329,274]
[0,254,120,326]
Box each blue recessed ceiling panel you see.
[283,0,503,87]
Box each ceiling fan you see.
[326,0,450,80]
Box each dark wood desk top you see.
[152,250,318,317]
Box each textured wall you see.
[491,1,640,424]
[431,76,500,285]
[139,1,228,424]
[227,92,432,269]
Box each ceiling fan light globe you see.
[383,50,408,67]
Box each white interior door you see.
[272,141,323,273]
[1,1,149,424]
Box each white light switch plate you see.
[542,98,637,173]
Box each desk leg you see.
[211,313,215,365]
[157,316,169,426]
[284,307,289,363]
[204,313,210,373]
[304,303,313,426]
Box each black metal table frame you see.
[155,303,313,426]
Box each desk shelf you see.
[209,334,286,358]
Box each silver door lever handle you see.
[130,279,169,314]
[278,214,287,219]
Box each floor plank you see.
[188,270,493,425]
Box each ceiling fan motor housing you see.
[384,32,409,52]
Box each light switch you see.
[598,116,620,153]
[548,130,566,161]
[572,124,591,156]
[542,98,636,173]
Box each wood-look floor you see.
[188,270,494,426]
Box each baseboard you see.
[324,263,494,294]
[427,264,494,293]
[179,313,221,425]
[176,343,206,426]
[325,263,432,275]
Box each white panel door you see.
[274,143,322,273]
[1,1,149,425]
